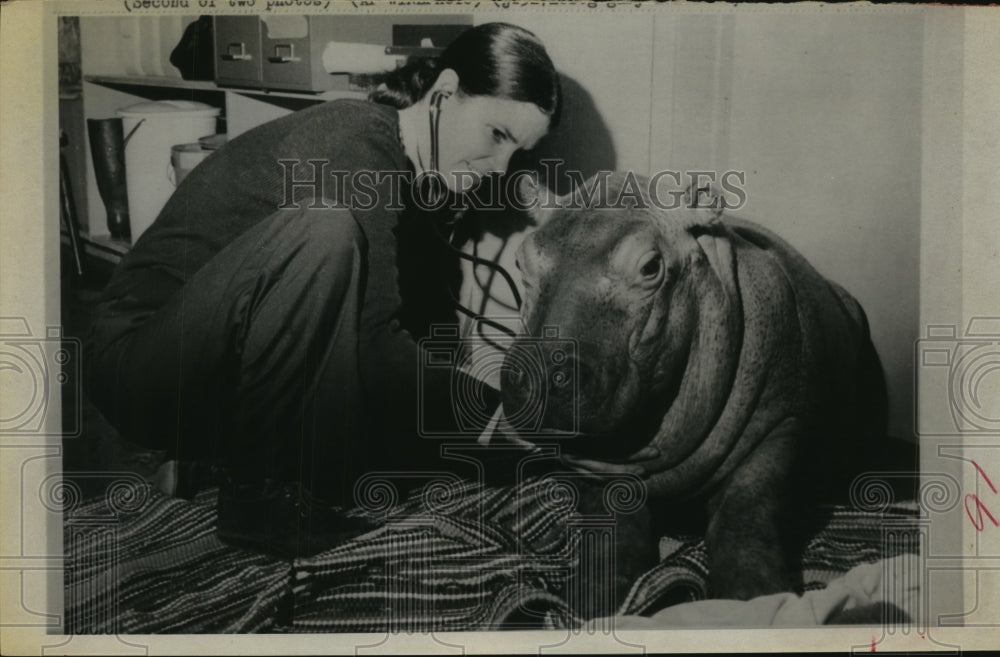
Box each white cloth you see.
[595,554,920,628]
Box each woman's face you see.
[435,93,551,194]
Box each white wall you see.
[477,12,654,182]
[662,12,923,440]
[469,10,923,439]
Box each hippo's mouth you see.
[498,350,662,460]
[494,412,662,461]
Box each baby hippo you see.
[500,173,887,601]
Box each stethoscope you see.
[423,89,523,345]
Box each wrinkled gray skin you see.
[500,173,887,602]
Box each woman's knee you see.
[273,205,367,256]
[257,208,364,285]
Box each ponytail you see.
[364,23,561,128]
[361,57,442,109]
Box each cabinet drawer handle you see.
[221,43,252,61]
[268,44,301,63]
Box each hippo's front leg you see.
[704,424,802,600]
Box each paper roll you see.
[321,41,400,74]
[261,15,308,40]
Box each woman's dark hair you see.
[366,22,561,128]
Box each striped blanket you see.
[64,476,919,634]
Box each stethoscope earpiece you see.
[424,87,523,340]
[427,90,450,205]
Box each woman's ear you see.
[430,68,460,97]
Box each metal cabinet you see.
[214,16,263,89]
[216,15,472,93]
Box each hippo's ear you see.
[653,196,725,236]
[677,183,726,233]
[679,206,725,235]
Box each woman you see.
[86,22,561,557]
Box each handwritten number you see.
[967,460,999,532]
[965,494,1000,532]
[971,459,998,494]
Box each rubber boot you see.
[87,118,131,241]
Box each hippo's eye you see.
[639,252,663,279]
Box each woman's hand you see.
[559,445,661,479]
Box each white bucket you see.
[117,100,220,241]
[169,143,212,187]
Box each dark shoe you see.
[216,480,377,559]
[152,460,217,499]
